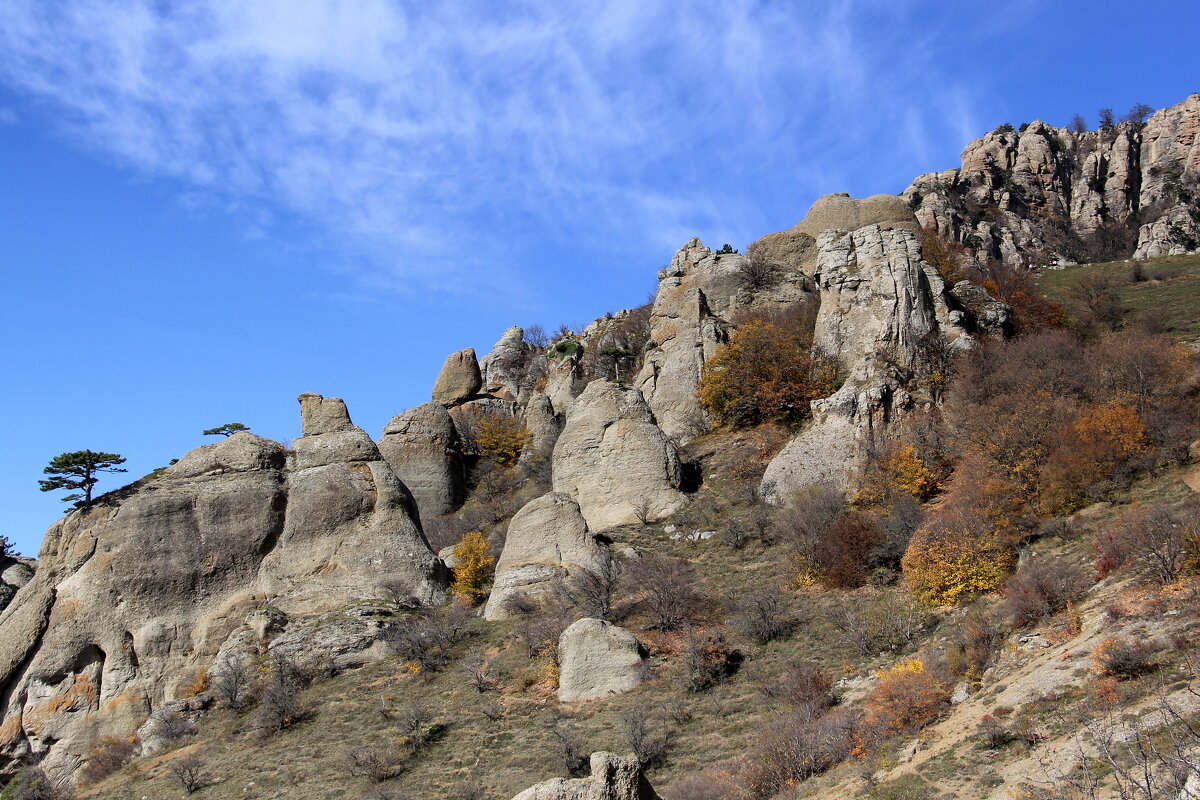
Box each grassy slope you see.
[1037,253,1200,345]
[81,258,1200,800]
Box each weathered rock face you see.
[0,557,34,615]
[557,618,645,702]
[511,752,661,800]
[790,192,921,237]
[0,401,448,783]
[480,327,549,405]
[761,225,999,500]
[523,392,563,459]
[483,493,604,621]
[552,382,687,530]
[906,94,1200,265]
[378,402,465,524]
[432,347,483,407]
[635,237,816,441]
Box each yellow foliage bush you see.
[450,531,495,604]
[856,442,942,505]
[901,510,1015,606]
[473,414,531,467]
[177,667,209,699]
[697,316,839,429]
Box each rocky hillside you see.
[3,96,1200,800]
[905,93,1200,266]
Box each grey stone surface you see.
[432,348,483,407]
[378,402,465,523]
[557,618,645,702]
[511,752,660,800]
[552,382,686,530]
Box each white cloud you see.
[0,0,1007,294]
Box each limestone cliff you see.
[0,397,447,781]
[906,93,1200,265]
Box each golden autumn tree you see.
[697,316,839,429]
[450,531,495,604]
[901,508,1016,606]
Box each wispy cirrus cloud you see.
[0,0,1021,293]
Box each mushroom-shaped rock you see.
[432,347,482,407]
[557,618,646,702]
[166,431,286,478]
[292,393,378,469]
[378,402,465,524]
[511,752,661,800]
[483,493,605,621]
[552,382,686,531]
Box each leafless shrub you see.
[346,744,407,782]
[81,735,137,783]
[383,602,474,676]
[514,601,573,660]
[1093,502,1199,585]
[738,708,857,798]
[447,782,487,800]
[479,699,506,723]
[556,557,624,621]
[682,627,742,692]
[210,652,255,711]
[465,654,498,693]
[392,699,439,756]
[738,256,779,289]
[1002,554,1089,626]
[729,588,791,645]
[632,496,655,525]
[376,575,421,610]
[618,705,673,767]
[828,593,929,656]
[6,765,75,800]
[759,663,834,717]
[625,554,706,631]
[138,707,198,748]
[947,602,1007,679]
[774,484,844,552]
[525,324,550,349]
[169,754,212,795]
[548,722,589,777]
[1092,636,1155,680]
[663,769,740,800]
[362,791,416,800]
[251,654,310,734]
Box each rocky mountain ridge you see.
[3,94,1199,797]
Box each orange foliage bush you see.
[854,658,948,755]
[698,316,839,428]
[1038,403,1146,514]
[177,667,209,699]
[450,531,495,604]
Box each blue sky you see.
[1,0,1198,556]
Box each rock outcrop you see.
[480,327,548,405]
[761,225,999,500]
[906,94,1200,265]
[483,494,605,621]
[0,399,448,783]
[511,752,661,800]
[0,556,34,615]
[378,402,465,524]
[557,618,646,702]
[432,347,483,407]
[552,382,687,530]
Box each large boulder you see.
[0,558,34,615]
[790,192,920,238]
[557,618,645,702]
[552,382,687,530]
[432,348,483,407]
[511,752,660,800]
[479,327,548,404]
[483,494,605,621]
[378,402,465,524]
[0,395,448,783]
[761,225,988,500]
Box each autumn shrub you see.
[946,603,1007,682]
[1001,554,1090,626]
[697,313,839,429]
[384,602,474,677]
[730,587,792,645]
[797,512,885,589]
[618,705,674,767]
[450,531,495,604]
[1037,403,1147,514]
[1091,636,1154,680]
[901,509,1016,606]
[855,658,949,753]
[456,410,531,467]
[81,736,137,783]
[828,593,929,656]
[774,483,845,552]
[857,443,942,506]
